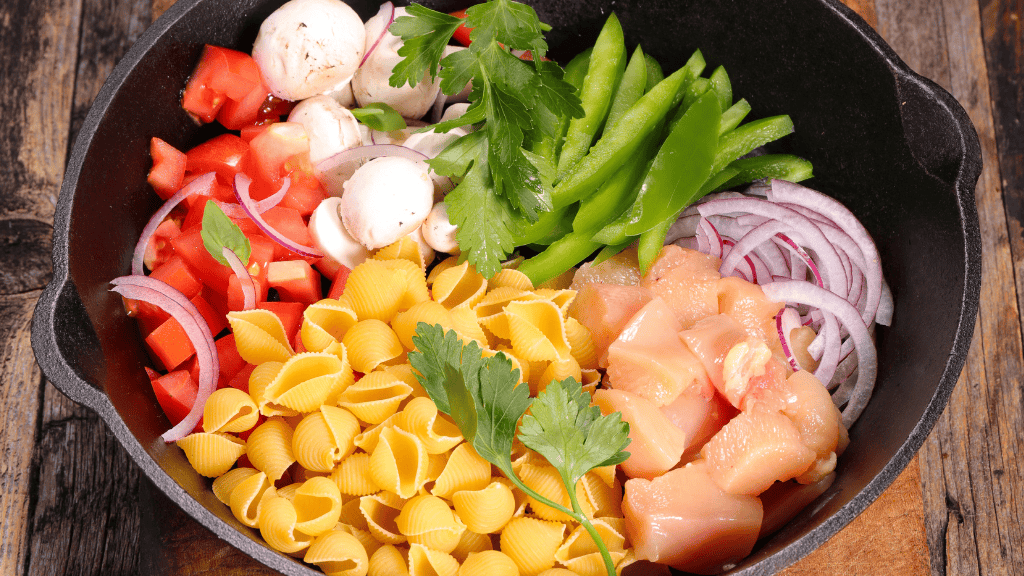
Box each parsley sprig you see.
[409,323,630,576]
[389,1,584,277]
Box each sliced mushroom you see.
[308,196,371,277]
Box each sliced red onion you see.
[665,214,701,244]
[776,307,803,371]
[719,219,787,279]
[111,275,218,442]
[222,247,256,310]
[360,2,395,67]
[315,143,429,195]
[721,240,754,283]
[697,218,724,259]
[761,280,877,427]
[234,174,322,258]
[132,173,217,275]
[753,242,789,277]
[215,177,290,219]
[774,233,824,288]
[877,278,894,326]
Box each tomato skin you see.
[327,264,352,300]
[248,122,310,186]
[170,228,232,292]
[450,9,472,46]
[150,255,203,300]
[145,317,196,371]
[267,260,322,305]
[257,301,305,341]
[148,137,187,199]
[215,334,247,380]
[185,133,250,184]
[151,370,199,426]
[182,45,265,124]
[190,292,228,336]
[144,219,181,271]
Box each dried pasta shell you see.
[487,268,534,291]
[461,550,519,576]
[398,397,462,454]
[368,545,409,576]
[499,517,566,576]
[392,301,454,350]
[339,371,413,425]
[293,406,360,472]
[408,543,459,576]
[229,471,274,528]
[213,467,260,505]
[227,309,295,364]
[353,412,403,453]
[370,426,429,499]
[293,476,344,536]
[474,288,543,340]
[359,491,407,545]
[385,364,426,399]
[177,432,246,477]
[246,417,295,482]
[487,348,529,386]
[539,569,582,576]
[505,300,571,362]
[379,258,430,311]
[537,357,582,395]
[304,529,370,576]
[564,317,598,370]
[376,234,427,269]
[332,452,381,497]
[336,522,381,558]
[449,306,488,347]
[554,519,628,576]
[450,530,493,563]
[203,388,259,434]
[452,481,515,534]
[396,495,465,554]
[339,498,369,530]
[345,259,410,322]
[427,255,460,286]
[590,465,616,487]
[580,472,622,519]
[343,320,404,373]
[248,361,293,417]
[519,462,593,523]
[264,352,349,414]
[431,443,491,500]
[277,482,302,501]
[321,341,356,404]
[259,495,314,554]
[432,261,487,309]
[580,370,601,396]
[535,288,576,315]
[301,298,359,353]
[537,268,575,290]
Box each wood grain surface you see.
[0,0,1020,574]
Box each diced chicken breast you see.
[569,283,653,367]
[701,404,816,496]
[680,314,772,407]
[661,388,738,460]
[758,474,835,539]
[641,245,722,329]
[606,297,710,406]
[623,460,763,574]
[718,276,784,343]
[593,389,688,480]
[571,247,642,289]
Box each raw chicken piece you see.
[569,283,653,367]
[606,297,710,406]
[717,276,783,343]
[623,460,763,574]
[641,245,722,329]
[680,314,772,407]
[571,247,642,289]
[593,389,687,480]
[701,404,816,496]
[758,474,835,539]
[661,388,738,460]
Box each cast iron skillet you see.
[31,0,982,573]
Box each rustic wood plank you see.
[19,0,153,574]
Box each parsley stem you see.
[567,483,617,576]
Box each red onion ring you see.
[696,218,723,259]
[222,247,256,310]
[315,144,430,196]
[132,173,216,275]
[775,233,824,288]
[215,178,290,219]
[110,276,218,442]
[360,2,395,67]
[776,307,803,371]
[234,174,322,258]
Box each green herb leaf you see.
[350,102,407,131]
[444,151,518,277]
[427,129,487,179]
[389,4,464,88]
[465,0,548,60]
[201,201,251,267]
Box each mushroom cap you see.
[340,156,434,250]
[352,7,442,119]
[287,95,362,165]
[421,202,459,254]
[308,196,370,275]
[252,0,365,101]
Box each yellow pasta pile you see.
[174,247,637,576]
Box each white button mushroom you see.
[421,202,459,254]
[352,6,442,119]
[440,102,472,124]
[287,95,362,165]
[340,156,434,250]
[252,0,365,102]
[407,226,436,267]
[308,196,371,277]
[403,127,469,200]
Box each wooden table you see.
[0,0,1020,573]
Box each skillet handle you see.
[31,274,115,415]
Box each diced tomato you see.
[202,284,230,319]
[257,301,305,340]
[227,273,269,311]
[170,228,232,292]
[145,366,162,381]
[260,206,316,261]
[258,96,296,122]
[148,137,187,199]
[216,334,247,380]
[240,120,274,143]
[181,196,209,232]
[185,134,250,185]
[150,255,203,300]
[151,370,199,426]
[228,364,256,393]
[144,219,181,271]
[268,260,322,305]
[327,264,352,300]
[450,9,472,46]
[217,83,271,130]
[145,317,197,371]
[277,153,327,216]
[182,45,264,124]
[190,292,228,337]
[124,297,170,336]
[248,122,310,187]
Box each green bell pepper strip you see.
[695,166,740,197]
[605,45,649,133]
[556,13,627,179]
[512,204,575,246]
[518,229,603,287]
[620,90,722,237]
[711,114,795,175]
[637,215,674,274]
[719,98,751,136]
[592,238,636,266]
[717,154,814,191]
[533,47,593,162]
[550,52,701,210]
[644,53,665,92]
[709,65,732,111]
